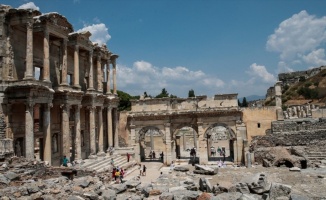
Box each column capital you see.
[86,106,96,111]
[60,104,71,111]
[25,101,35,110]
[74,44,79,51]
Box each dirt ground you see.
[184,164,326,199]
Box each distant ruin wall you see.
[271,118,326,133]
[251,130,326,148]
[278,66,326,85]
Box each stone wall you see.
[271,118,326,133]
[278,66,326,86]
[242,107,276,143]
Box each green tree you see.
[242,97,248,107]
[188,89,195,97]
[117,90,139,111]
[238,99,242,107]
[155,88,169,98]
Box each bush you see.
[297,87,318,99]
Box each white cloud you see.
[116,61,224,97]
[18,2,39,11]
[246,63,276,83]
[76,23,111,45]
[267,10,326,70]
[302,48,326,66]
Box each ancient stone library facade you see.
[0,5,120,165]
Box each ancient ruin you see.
[0,5,120,166]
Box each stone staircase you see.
[78,153,136,173]
[305,147,326,164]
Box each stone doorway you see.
[138,127,164,162]
[174,126,198,160]
[205,124,236,162]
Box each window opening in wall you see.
[52,133,59,153]
[81,130,85,147]
[34,66,41,80]
[257,123,261,128]
[67,74,72,85]
[104,64,107,82]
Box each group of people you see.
[112,167,125,183]
[210,146,226,161]
[139,164,147,176]
[149,150,156,159]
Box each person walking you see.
[139,164,142,176]
[112,167,116,180]
[120,169,124,183]
[127,152,130,162]
[110,158,114,166]
[222,150,226,162]
[153,151,156,159]
[142,165,147,176]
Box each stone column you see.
[24,21,34,80]
[89,106,96,154]
[61,39,68,85]
[61,104,71,161]
[107,107,113,148]
[43,28,50,82]
[25,101,34,159]
[197,122,208,164]
[88,51,94,90]
[235,128,244,165]
[106,60,111,94]
[74,105,81,160]
[43,103,51,164]
[97,55,103,92]
[111,57,117,95]
[114,108,119,148]
[164,123,172,165]
[275,81,284,120]
[130,125,140,162]
[98,107,104,153]
[73,45,80,88]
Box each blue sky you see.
[3,0,326,98]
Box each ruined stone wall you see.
[271,118,326,133]
[118,111,129,147]
[251,130,326,148]
[242,107,276,142]
[278,66,326,85]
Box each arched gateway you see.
[128,95,248,165]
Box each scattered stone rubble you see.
[1,157,326,199]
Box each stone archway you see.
[137,126,164,162]
[205,123,236,162]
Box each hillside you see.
[266,68,326,108]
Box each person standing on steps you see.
[127,152,130,162]
[139,164,142,176]
[62,155,68,167]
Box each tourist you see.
[218,160,222,168]
[149,151,153,160]
[112,167,116,179]
[115,169,120,183]
[222,150,226,162]
[210,146,215,156]
[160,152,164,162]
[217,146,221,155]
[62,155,68,167]
[139,164,142,176]
[153,151,156,159]
[127,152,130,162]
[110,158,114,166]
[142,165,147,176]
[170,161,175,170]
[120,169,124,183]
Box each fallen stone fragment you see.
[173,166,189,172]
[4,171,19,181]
[67,195,85,200]
[269,182,292,200]
[213,192,242,200]
[159,192,174,200]
[242,173,271,194]
[289,167,301,172]
[83,191,99,200]
[109,183,127,194]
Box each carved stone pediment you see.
[34,12,73,33]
